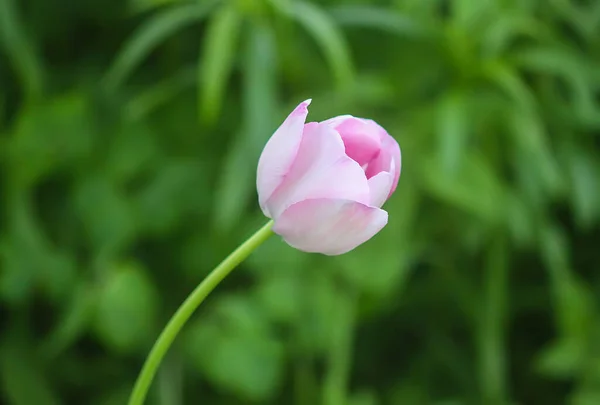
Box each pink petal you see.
[323,116,381,166]
[364,124,401,197]
[257,100,312,217]
[272,198,388,255]
[368,171,394,208]
[387,136,402,196]
[265,123,370,218]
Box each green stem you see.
[127,220,274,405]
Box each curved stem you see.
[128,220,274,405]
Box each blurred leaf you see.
[198,3,243,124]
[571,391,600,405]
[451,0,492,27]
[336,178,419,297]
[485,62,537,112]
[511,47,598,124]
[537,338,584,378]
[124,66,197,120]
[104,1,217,91]
[563,145,600,228]
[7,94,94,188]
[508,109,564,198]
[75,176,135,252]
[94,386,133,405]
[214,23,278,231]
[0,194,76,305]
[128,0,185,14]
[548,0,600,40]
[254,272,303,323]
[41,282,97,359]
[504,192,535,246]
[348,390,379,405]
[478,238,508,404]
[539,225,594,341]
[330,5,427,37]
[93,261,159,353]
[0,340,60,405]
[0,0,43,99]
[482,14,547,57]
[184,295,284,401]
[322,287,356,405]
[134,160,208,235]
[421,152,505,224]
[436,90,468,174]
[105,120,160,184]
[247,235,311,277]
[286,1,354,88]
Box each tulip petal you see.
[364,125,401,197]
[323,116,381,166]
[387,136,402,195]
[257,99,312,216]
[266,123,370,218]
[273,198,388,255]
[368,171,393,208]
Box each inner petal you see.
[329,117,381,167]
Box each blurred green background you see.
[1,0,599,404]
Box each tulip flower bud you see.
[256,100,401,255]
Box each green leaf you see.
[0,194,76,305]
[451,0,495,27]
[0,340,61,405]
[74,176,135,252]
[507,109,564,198]
[184,295,284,401]
[93,261,159,353]
[124,66,197,120]
[330,5,427,37]
[7,94,94,188]
[198,3,243,123]
[511,47,598,124]
[128,0,185,14]
[287,1,354,88]
[436,90,468,174]
[134,160,207,235]
[564,145,600,228]
[254,272,303,323]
[348,390,379,405]
[246,236,311,277]
[421,152,506,225]
[213,23,278,231]
[41,283,97,359]
[103,1,217,91]
[536,338,584,378]
[336,178,419,297]
[481,14,547,57]
[539,225,594,340]
[105,120,160,184]
[0,0,43,100]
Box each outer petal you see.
[322,116,381,166]
[272,198,388,255]
[266,123,370,218]
[257,99,312,217]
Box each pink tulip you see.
[256,99,401,255]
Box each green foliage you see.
[0,0,599,404]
